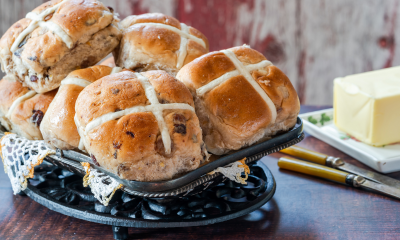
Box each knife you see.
[278,157,400,199]
[280,145,400,188]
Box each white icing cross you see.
[77,73,195,154]
[195,49,277,123]
[132,22,206,69]
[61,75,91,150]
[61,78,92,88]
[6,91,36,119]
[61,67,123,88]
[59,67,123,150]
[133,73,172,153]
[11,0,73,53]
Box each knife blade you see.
[280,145,400,188]
[278,157,400,200]
[360,179,400,199]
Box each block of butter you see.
[334,66,400,146]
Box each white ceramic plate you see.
[299,108,400,173]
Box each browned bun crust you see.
[115,13,209,76]
[99,56,116,67]
[0,78,56,140]
[40,65,114,150]
[75,70,208,181]
[177,46,300,155]
[0,80,30,114]
[67,65,114,83]
[0,0,122,93]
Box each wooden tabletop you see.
[1,105,399,240]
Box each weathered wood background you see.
[0,0,398,105]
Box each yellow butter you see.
[334,66,400,146]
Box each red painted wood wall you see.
[1,0,399,105]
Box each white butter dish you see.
[299,108,400,173]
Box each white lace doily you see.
[208,158,250,184]
[0,131,251,202]
[0,133,56,194]
[82,162,122,206]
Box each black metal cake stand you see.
[22,161,276,240]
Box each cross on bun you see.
[0,0,122,93]
[177,45,300,155]
[75,70,209,181]
[0,79,57,140]
[115,13,209,76]
[40,65,124,150]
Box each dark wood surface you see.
[1,105,400,240]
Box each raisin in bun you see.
[40,65,123,150]
[0,0,122,93]
[177,45,300,155]
[0,78,56,140]
[75,70,209,181]
[115,13,209,76]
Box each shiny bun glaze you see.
[0,0,122,93]
[75,70,209,181]
[0,78,56,140]
[115,13,209,76]
[40,65,121,150]
[177,45,300,155]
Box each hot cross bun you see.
[177,45,300,155]
[0,78,57,140]
[0,0,122,93]
[115,13,209,76]
[40,65,124,150]
[75,70,209,181]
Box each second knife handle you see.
[280,145,328,165]
[278,157,348,184]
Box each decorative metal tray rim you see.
[45,118,303,197]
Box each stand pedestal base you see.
[24,161,275,239]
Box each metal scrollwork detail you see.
[27,161,269,221]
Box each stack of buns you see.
[0,0,300,181]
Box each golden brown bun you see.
[40,65,115,149]
[115,13,209,76]
[75,70,208,181]
[0,0,122,93]
[99,56,116,67]
[0,79,56,140]
[177,46,300,155]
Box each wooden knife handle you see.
[280,145,328,165]
[278,157,348,184]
